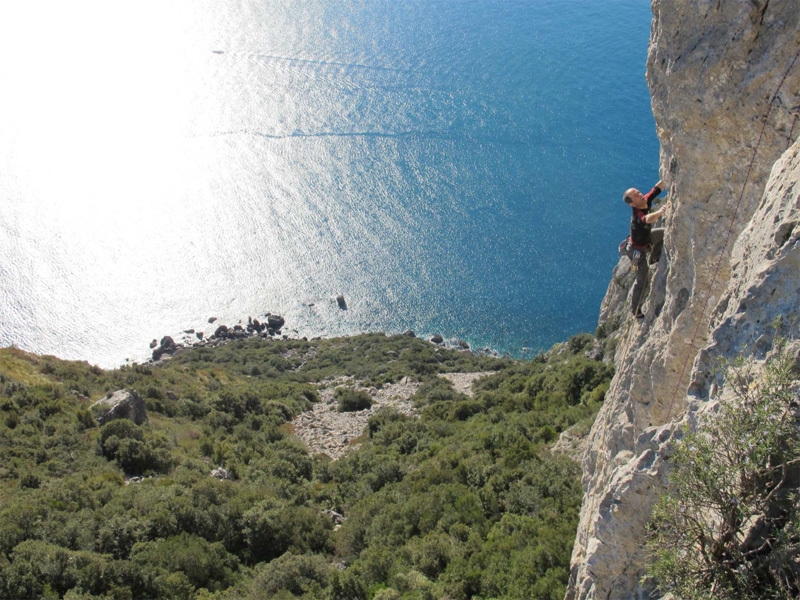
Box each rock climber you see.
[623,179,667,319]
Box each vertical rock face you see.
[566,2,800,599]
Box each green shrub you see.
[336,388,373,412]
[567,333,593,354]
[646,344,800,599]
[19,473,40,490]
[0,540,148,600]
[75,409,95,430]
[449,399,485,421]
[96,420,173,476]
[242,500,333,564]
[130,533,240,592]
[594,316,620,340]
[97,420,143,458]
[367,409,411,438]
[249,553,331,598]
[96,514,146,560]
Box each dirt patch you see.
[440,371,494,397]
[292,377,421,460]
[292,372,494,460]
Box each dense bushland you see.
[0,332,612,599]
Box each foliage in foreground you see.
[0,332,612,599]
[646,342,800,599]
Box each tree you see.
[646,343,800,599]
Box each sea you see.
[0,0,658,368]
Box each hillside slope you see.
[0,332,612,599]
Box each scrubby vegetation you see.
[0,332,612,599]
[646,342,800,599]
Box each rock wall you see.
[566,2,800,599]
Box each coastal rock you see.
[323,508,345,526]
[696,139,800,385]
[430,334,444,344]
[336,295,347,309]
[152,336,180,361]
[229,327,247,339]
[214,325,229,338]
[247,318,264,333]
[267,314,285,331]
[403,330,415,337]
[91,389,148,426]
[208,317,217,323]
[567,3,800,599]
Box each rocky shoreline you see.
[147,310,503,364]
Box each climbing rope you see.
[662,47,800,423]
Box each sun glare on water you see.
[0,1,269,362]
[0,0,659,367]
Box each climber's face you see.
[624,188,647,209]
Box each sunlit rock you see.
[91,389,148,426]
[567,2,800,598]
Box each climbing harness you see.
[619,236,651,269]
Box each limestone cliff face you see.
[566,2,800,599]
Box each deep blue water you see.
[0,0,658,367]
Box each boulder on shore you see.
[247,318,265,333]
[91,389,148,426]
[152,336,180,361]
[267,314,285,331]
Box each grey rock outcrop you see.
[567,3,800,599]
[91,389,148,426]
[210,467,233,480]
[267,314,285,332]
[152,336,180,361]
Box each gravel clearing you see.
[292,372,494,460]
